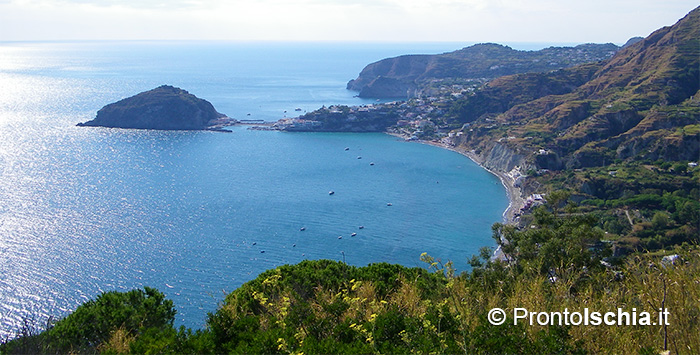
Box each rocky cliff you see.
[78,85,228,130]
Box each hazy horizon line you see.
[0,39,627,52]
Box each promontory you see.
[77,85,233,130]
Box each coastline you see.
[386,132,523,225]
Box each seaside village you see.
[247,82,549,221]
[262,79,481,134]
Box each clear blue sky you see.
[0,0,696,44]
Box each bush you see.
[2,287,177,354]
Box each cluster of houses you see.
[272,118,322,131]
[521,193,546,213]
[258,81,483,137]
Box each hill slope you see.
[78,85,229,130]
[451,6,699,170]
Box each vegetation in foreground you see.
[2,203,698,354]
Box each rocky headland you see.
[347,43,621,99]
[78,85,234,131]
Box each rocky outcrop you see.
[453,133,529,174]
[78,85,229,130]
[478,143,527,173]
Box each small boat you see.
[252,242,257,245]
[338,236,343,239]
[345,147,350,151]
[329,191,335,195]
[295,108,302,111]
[260,250,265,253]
[359,226,364,229]
[351,233,357,237]
[370,162,375,166]
[387,203,393,206]
[300,227,306,231]
[357,156,362,159]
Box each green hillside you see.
[444,7,700,252]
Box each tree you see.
[44,287,176,353]
[492,208,607,280]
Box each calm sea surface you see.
[0,41,508,334]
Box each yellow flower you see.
[277,337,287,351]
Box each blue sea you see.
[0,41,508,335]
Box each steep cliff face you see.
[452,129,529,173]
[356,77,419,99]
[78,85,227,130]
[346,54,433,94]
[478,143,527,173]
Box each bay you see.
[0,41,507,334]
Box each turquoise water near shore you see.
[0,41,507,334]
